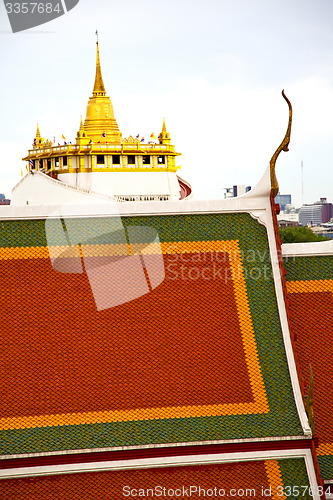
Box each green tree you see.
[279,226,329,243]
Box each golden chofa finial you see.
[270,90,292,197]
[93,37,106,97]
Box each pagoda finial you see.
[36,123,40,139]
[84,36,122,143]
[80,115,84,130]
[162,117,166,134]
[93,35,106,96]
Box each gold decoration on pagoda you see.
[83,41,122,143]
[158,118,171,145]
[270,90,292,197]
[34,123,44,148]
[76,116,90,146]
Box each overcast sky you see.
[1,0,333,206]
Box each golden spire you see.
[83,38,122,143]
[159,117,171,145]
[76,115,89,146]
[34,123,44,147]
[92,42,106,97]
[270,90,292,197]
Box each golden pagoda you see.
[21,40,190,203]
[83,41,121,143]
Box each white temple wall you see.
[58,171,181,199]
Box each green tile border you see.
[284,255,333,282]
[279,458,312,499]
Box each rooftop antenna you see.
[301,160,304,206]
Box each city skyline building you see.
[275,192,292,211]
[0,193,10,205]
[224,184,251,198]
[299,197,333,226]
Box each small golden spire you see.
[93,41,106,96]
[270,90,292,197]
[34,123,44,147]
[159,117,171,145]
[76,114,89,146]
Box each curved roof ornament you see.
[304,364,315,435]
[270,90,292,197]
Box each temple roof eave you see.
[25,146,182,159]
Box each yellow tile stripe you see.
[286,279,333,457]
[286,279,333,295]
[0,246,50,260]
[0,239,269,430]
[0,244,132,261]
[316,443,333,456]
[0,240,262,260]
[265,460,286,500]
